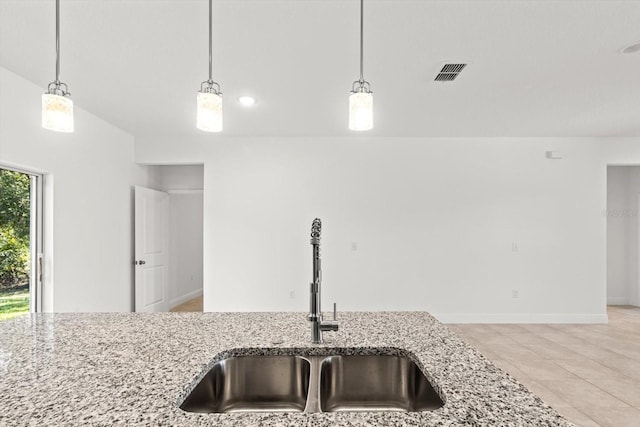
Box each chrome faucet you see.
[308,218,338,343]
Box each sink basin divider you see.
[302,355,323,413]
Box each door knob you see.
[135,260,146,265]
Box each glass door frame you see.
[0,164,44,313]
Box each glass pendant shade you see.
[197,92,223,132]
[349,91,373,131]
[42,93,74,133]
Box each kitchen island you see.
[0,312,573,426]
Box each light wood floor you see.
[451,306,640,427]
[169,296,203,312]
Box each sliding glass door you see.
[0,166,43,320]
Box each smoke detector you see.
[434,63,467,82]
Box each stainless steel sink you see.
[179,352,443,414]
[179,355,311,413]
[319,355,444,412]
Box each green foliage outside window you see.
[0,169,30,288]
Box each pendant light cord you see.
[359,0,364,83]
[199,0,220,94]
[208,0,213,83]
[55,0,60,84]
[351,0,370,93]
[46,0,70,96]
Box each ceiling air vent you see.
[434,63,467,82]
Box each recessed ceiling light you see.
[621,41,640,54]
[238,96,256,106]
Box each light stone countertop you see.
[0,312,574,426]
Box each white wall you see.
[630,168,640,306]
[155,166,204,308]
[137,136,640,323]
[605,141,640,307]
[168,193,203,306]
[607,167,631,304]
[157,165,204,191]
[0,67,156,312]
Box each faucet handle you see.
[319,303,339,335]
[333,302,337,321]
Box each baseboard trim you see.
[434,313,609,324]
[169,289,203,309]
[607,297,630,306]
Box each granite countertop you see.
[0,312,573,426]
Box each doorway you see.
[134,165,204,312]
[607,165,640,307]
[0,166,43,320]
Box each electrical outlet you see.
[289,290,296,299]
[512,289,519,299]
[351,242,358,251]
[512,242,518,252]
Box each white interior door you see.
[135,186,169,312]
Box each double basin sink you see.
[179,352,444,414]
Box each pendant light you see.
[197,0,223,132]
[349,0,373,131]
[42,0,74,133]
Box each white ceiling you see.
[1,0,639,138]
